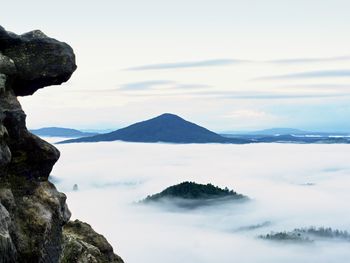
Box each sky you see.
[2,0,350,132]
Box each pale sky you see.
[2,0,350,132]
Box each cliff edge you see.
[0,26,123,263]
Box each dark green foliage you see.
[143,181,246,202]
[259,227,350,243]
[259,231,312,243]
[295,227,350,239]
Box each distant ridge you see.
[57,113,248,144]
[31,127,99,138]
[222,128,349,136]
[56,114,350,145]
[246,128,308,135]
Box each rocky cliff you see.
[0,26,123,263]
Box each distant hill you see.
[143,181,246,201]
[58,113,249,144]
[222,128,309,136]
[54,116,350,145]
[222,127,350,136]
[31,127,99,138]
[248,128,308,135]
[142,181,247,208]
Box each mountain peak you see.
[58,113,245,144]
[158,113,179,117]
[154,113,183,120]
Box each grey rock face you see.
[0,202,16,263]
[61,220,124,263]
[0,25,75,263]
[0,26,77,96]
[0,26,122,263]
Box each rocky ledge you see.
[0,26,123,263]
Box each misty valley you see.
[2,2,349,261]
[47,139,350,263]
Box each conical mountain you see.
[58,113,245,144]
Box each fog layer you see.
[49,140,350,263]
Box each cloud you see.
[223,109,270,119]
[172,84,211,89]
[220,109,279,130]
[121,89,350,100]
[255,70,350,80]
[267,55,350,64]
[222,92,350,100]
[119,80,211,91]
[119,80,175,90]
[125,59,246,71]
[124,55,350,71]
[280,84,350,89]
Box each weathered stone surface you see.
[0,183,70,263]
[0,26,77,96]
[0,26,123,263]
[0,203,16,263]
[61,220,124,263]
[0,53,16,76]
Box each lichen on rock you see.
[0,25,123,263]
[61,220,124,263]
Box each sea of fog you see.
[47,138,350,263]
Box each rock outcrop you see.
[0,26,123,263]
[61,220,124,263]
